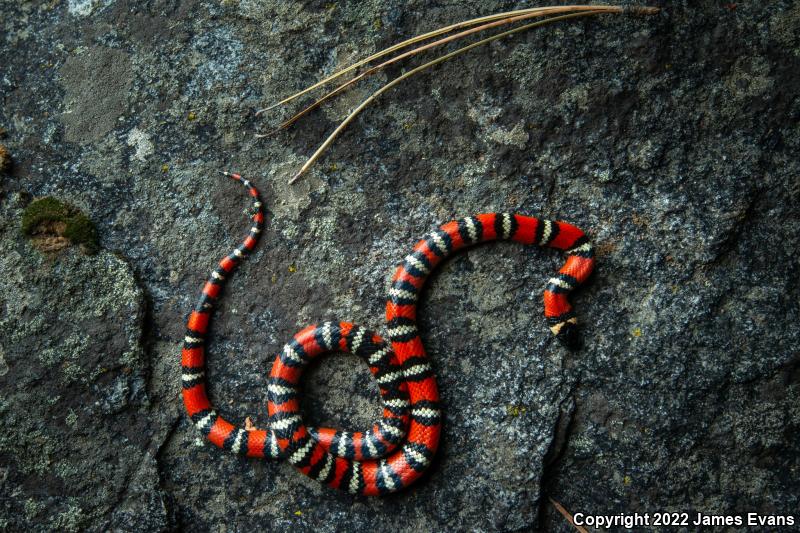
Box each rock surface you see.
[1,1,798,531]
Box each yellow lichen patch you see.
[187,111,197,121]
[288,264,297,273]
[632,327,642,338]
[506,404,528,417]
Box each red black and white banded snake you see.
[181,173,595,495]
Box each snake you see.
[181,173,595,495]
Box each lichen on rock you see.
[0,193,165,531]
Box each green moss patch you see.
[21,198,99,254]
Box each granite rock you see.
[1,1,798,531]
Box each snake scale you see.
[181,173,595,495]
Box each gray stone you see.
[1,1,798,531]
[59,46,133,143]
[0,193,168,531]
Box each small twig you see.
[625,6,660,15]
[549,497,590,533]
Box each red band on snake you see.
[181,174,595,495]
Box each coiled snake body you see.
[181,174,594,495]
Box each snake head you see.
[555,322,581,350]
